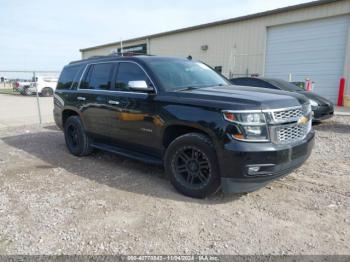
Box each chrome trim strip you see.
[261,105,302,113]
[230,136,270,143]
[222,109,263,114]
[222,111,266,126]
[222,105,303,113]
[222,104,308,114]
[76,60,158,95]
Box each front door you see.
[107,62,161,156]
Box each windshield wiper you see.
[205,84,226,87]
[176,86,202,92]
[177,84,227,92]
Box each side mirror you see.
[128,80,154,92]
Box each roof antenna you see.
[120,38,124,56]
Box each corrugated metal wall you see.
[265,15,350,102]
[82,39,147,59]
[148,1,350,78]
[81,0,350,94]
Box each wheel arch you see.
[62,108,81,127]
[162,123,216,149]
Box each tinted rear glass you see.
[82,63,114,90]
[267,79,302,92]
[57,65,82,90]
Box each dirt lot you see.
[0,116,349,255]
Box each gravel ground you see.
[0,116,349,255]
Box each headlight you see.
[223,111,269,142]
[309,99,318,107]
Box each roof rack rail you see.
[69,55,107,64]
[69,52,153,65]
[109,52,153,57]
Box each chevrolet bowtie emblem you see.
[298,116,309,125]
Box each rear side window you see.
[57,65,82,90]
[81,63,114,90]
[115,62,150,91]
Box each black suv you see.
[54,55,315,198]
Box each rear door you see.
[107,61,160,155]
[77,62,116,139]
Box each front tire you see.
[164,133,221,198]
[64,116,93,156]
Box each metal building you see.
[80,0,350,104]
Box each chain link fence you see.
[0,70,60,90]
[0,70,60,126]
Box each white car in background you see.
[26,76,58,97]
[14,80,33,93]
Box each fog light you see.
[247,164,276,176]
[248,167,260,173]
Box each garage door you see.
[265,15,350,103]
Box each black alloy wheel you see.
[165,133,220,198]
[64,116,93,156]
[66,124,80,150]
[173,146,211,189]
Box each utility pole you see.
[33,71,42,126]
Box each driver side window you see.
[114,62,151,92]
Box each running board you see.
[91,143,163,166]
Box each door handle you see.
[108,100,120,105]
[77,96,86,101]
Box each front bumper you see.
[219,131,315,193]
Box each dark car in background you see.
[230,77,334,122]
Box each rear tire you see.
[41,87,53,97]
[164,133,221,198]
[64,116,93,156]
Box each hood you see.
[177,85,309,111]
[297,91,333,106]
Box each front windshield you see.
[147,59,230,91]
[268,79,303,92]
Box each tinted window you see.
[115,62,150,91]
[231,78,252,86]
[81,63,114,90]
[57,65,82,90]
[147,60,229,91]
[267,79,302,92]
[232,78,277,89]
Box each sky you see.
[0,0,313,72]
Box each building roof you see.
[80,0,340,52]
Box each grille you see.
[272,107,303,122]
[268,105,311,144]
[276,124,308,144]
